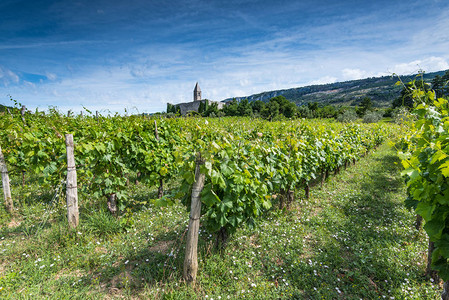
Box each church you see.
[168,83,224,115]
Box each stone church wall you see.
[176,100,224,115]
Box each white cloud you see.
[0,66,19,87]
[390,57,449,75]
[306,76,338,86]
[46,72,57,81]
[342,69,367,81]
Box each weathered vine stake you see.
[0,145,13,213]
[65,134,79,228]
[427,240,439,281]
[442,282,449,300]
[20,105,26,123]
[183,153,205,284]
[154,120,164,198]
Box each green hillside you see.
[222,70,447,107]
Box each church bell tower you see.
[193,82,201,102]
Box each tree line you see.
[166,95,379,122]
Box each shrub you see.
[337,109,358,123]
[363,111,383,123]
[392,107,414,125]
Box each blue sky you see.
[1,0,449,113]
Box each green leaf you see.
[440,161,449,177]
[416,201,436,222]
[183,171,195,185]
[211,169,226,189]
[431,256,449,281]
[203,161,213,176]
[201,183,220,207]
[221,163,233,177]
[436,189,449,205]
[159,166,168,176]
[424,207,449,240]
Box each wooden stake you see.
[0,145,13,213]
[154,120,164,198]
[426,240,439,282]
[415,215,423,231]
[321,171,326,187]
[107,193,117,216]
[305,183,310,199]
[442,281,449,300]
[158,178,164,198]
[183,153,205,284]
[20,105,26,123]
[65,134,79,228]
[154,120,159,141]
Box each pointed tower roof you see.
[194,82,201,92]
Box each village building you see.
[168,82,224,115]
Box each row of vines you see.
[397,81,449,299]
[1,107,395,282]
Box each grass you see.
[0,143,441,299]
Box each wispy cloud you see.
[0,66,19,86]
[1,0,449,112]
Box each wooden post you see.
[67,110,71,117]
[183,153,205,284]
[415,215,423,231]
[426,240,439,282]
[154,120,164,198]
[107,193,117,216]
[65,134,79,228]
[154,120,159,141]
[20,105,26,123]
[321,171,326,187]
[442,281,449,300]
[305,183,310,199]
[287,189,294,207]
[0,145,13,213]
[158,178,164,198]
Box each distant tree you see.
[267,96,297,118]
[297,105,313,118]
[337,109,358,123]
[362,111,382,123]
[198,100,209,114]
[198,101,205,114]
[432,75,445,98]
[251,100,265,115]
[222,99,239,116]
[261,100,280,120]
[392,79,430,109]
[307,102,319,112]
[237,99,252,116]
[357,97,372,116]
[319,105,337,118]
[203,102,219,117]
[283,102,297,118]
[431,70,449,98]
[166,103,175,114]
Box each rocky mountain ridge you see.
[222,70,447,107]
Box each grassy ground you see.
[0,143,441,299]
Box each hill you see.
[222,70,447,108]
[0,104,13,113]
